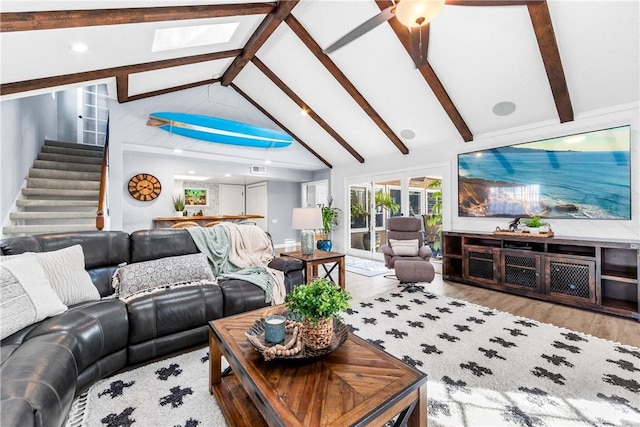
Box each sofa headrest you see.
[129,229,199,263]
[0,231,130,269]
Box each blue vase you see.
[317,239,332,252]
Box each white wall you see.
[330,107,640,253]
[0,93,59,231]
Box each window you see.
[78,84,109,146]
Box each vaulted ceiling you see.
[1,0,638,171]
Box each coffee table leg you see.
[209,329,222,394]
[408,382,427,427]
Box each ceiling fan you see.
[324,0,530,68]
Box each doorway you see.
[219,184,245,215]
[346,166,446,261]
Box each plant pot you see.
[317,239,332,251]
[174,210,184,217]
[302,317,334,350]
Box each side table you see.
[281,250,345,289]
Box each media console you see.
[442,231,639,321]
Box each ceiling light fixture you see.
[395,0,445,28]
[70,42,88,53]
[173,149,183,153]
[224,173,231,177]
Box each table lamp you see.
[292,208,322,255]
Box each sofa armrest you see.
[269,256,304,292]
[418,245,432,260]
[269,256,303,275]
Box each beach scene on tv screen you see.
[458,126,631,219]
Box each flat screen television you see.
[458,125,631,219]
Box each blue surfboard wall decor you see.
[147,112,293,148]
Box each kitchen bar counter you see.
[153,215,263,228]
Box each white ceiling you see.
[1,0,638,173]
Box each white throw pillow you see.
[34,245,100,305]
[112,253,215,299]
[1,254,68,340]
[389,239,419,256]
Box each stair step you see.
[45,140,104,152]
[10,211,96,220]
[26,177,100,191]
[17,199,98,208]
[2,224,97,236]
[29,168,101,181]
[41,145,104,158]
[38,153,103,165]
[33,160,102,173]
[22,188,99,198]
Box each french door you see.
[347,169,444,260]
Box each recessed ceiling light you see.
[265,160,272,164]
[300,108,309,116]
[70,42,88,53]
[188,170,196,174]
[174,174,209,181]
[400,129,416,139]
[492,101,517,116]
[173,149,183,153]
[152,22,239,52]
[224,173,231,177]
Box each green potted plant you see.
[363,192,400,250]
[521,216,548,234]
[172,194,185,216]
[426,180,442,254]
[318,197,340,251]
[285,278,352,350]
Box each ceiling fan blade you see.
[409,24,429,68]
[324,5,396,54]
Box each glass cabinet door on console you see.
[544,256,596,304]
[500,250,543,294]
[463,245,499,285]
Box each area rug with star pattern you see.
[66,289,639,427]
[344,290,640,427]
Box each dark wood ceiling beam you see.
[230,83,333,169]
[252,56,365,163]
[285,14,409,155]
[375,1,473,142]
[221,0,299,86]
[1,49,240,96]
[116,75,128,103]
[125,78,219,103]
[527,1,574,123]
[0,3,276,32]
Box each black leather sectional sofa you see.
[0,228,303,427]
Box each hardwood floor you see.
[344,270,640,348]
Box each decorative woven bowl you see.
[246,314,348,360]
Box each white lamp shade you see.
[395,0,445,28]
[291,208,322,230]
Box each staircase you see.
[2,140,104,236]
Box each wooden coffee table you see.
[209,306,427,427]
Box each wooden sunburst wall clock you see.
[128,173,161,201]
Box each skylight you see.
[152,22,239,52]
